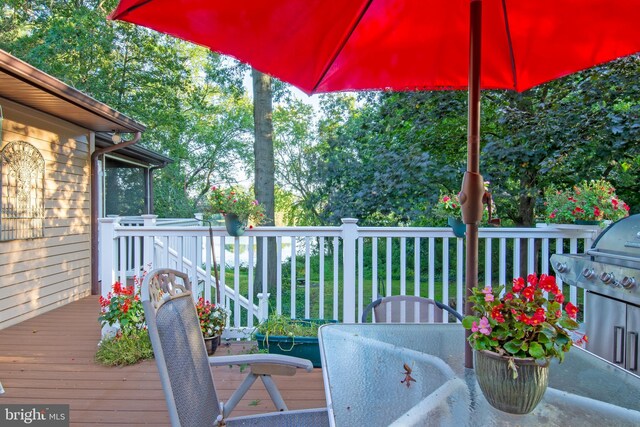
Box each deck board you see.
[0,296,327,426]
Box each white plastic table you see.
[318,323,640,426]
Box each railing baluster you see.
[414,237,421,298]
[456,238,464,319]
[541,238,550,275]
[386,237,392,297]
[358,237,364,322]
[513,237,521,278]
[499,238,506,292]
[276,236,282,315]
[219,236,226,303]
[372,237,378,301]
[234,237,241,328]
[570,238,578,305]
[428,237,435,301]
[247,236,254,328]
[319,237,325,319]
[442,237,449,323]
[291,236,296,319]
[305,237,311,319]
[204,234,212,303]
[261,236,268,321]
[528,238,535,274]
[400,237,406,297]
[333,237,339,321]
[485,237,492,287]
[119,237,126,285]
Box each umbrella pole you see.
[463,0,483,369]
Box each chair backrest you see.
[141,268,219,427]
[361,295,463,324]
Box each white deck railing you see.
[99,216,601,338]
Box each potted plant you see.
[254,314,336,368]
[433,183,497,237]
[543,179,630,225]
[207,186,266,236]
[462,273,587,414]
[195,297,228,355]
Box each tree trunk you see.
[517,174,538,276]
[252,69,277,296]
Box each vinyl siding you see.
[0,97,92,329]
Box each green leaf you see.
[559,318,579,329]
[529,342,545,359]
[503,340,522,354]
[462,316,479,329]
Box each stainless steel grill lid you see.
[552,214,640,305]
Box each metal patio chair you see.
[141,268,329,427]
[361,295,463,324]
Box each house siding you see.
[0,97,92,329]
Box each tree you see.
[252,69,277,294]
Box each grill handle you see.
[614,326,625,364]
[587,249,640,264]
[629,332,638,372]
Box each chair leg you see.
[223,373,259,417]
[260,375,288,411]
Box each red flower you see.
[512,277,525,293]
[491,303,505,323]
[539,274,557,293]
[555,293,565,304]
[565,302,579,319]
[521,286,535,301]
[503,292,514,301]
[527,274,538,286]
[593,206,601,218]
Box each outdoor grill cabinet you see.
[586,291,640,372]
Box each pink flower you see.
[481,287,494,302]
[472,316,492,336]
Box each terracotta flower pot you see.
[474,349,549,414]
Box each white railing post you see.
[141,214,158,271]
[257,292,270,322]
[99,217,119,298]
[341,218,359,323]
[194,212,204,268]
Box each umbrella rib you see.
[501,0,518,90]
[110,0,155,20]
[310,0,375,94]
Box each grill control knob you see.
[555,262,569,273]
[582,268,596,279]
[621,277,636,290]
[600,272,616,285]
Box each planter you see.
[574,220,601,226]
[447,216,466,238]
[204,335,220,355]
[255,319,337,368]
[474,350,549,414]
[224,213,246,236]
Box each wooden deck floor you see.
[0,296,327,426]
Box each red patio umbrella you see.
[109,0,640,367]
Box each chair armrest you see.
[208,354,314,372]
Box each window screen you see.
[104,158,147,216]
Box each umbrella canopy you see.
[110,0,639,94]
[110,0,640,367]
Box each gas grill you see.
[551,214,640,373]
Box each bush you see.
[95,329,154,366]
